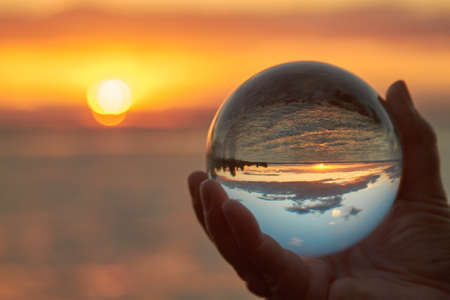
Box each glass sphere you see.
[206,61,402,257]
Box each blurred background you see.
[0,0,449,299]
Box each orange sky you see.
[0,1,449,126]
[3,0,450,15]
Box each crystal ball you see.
[206,61,402,257]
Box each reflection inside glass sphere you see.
[206,61,402,257]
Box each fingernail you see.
[396,80,414,108]
[187,178,197,199]
[200,180,215,214]
[394,80,406,89]
[187,171,207,199]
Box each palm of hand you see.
[188,81,450,299]
[323,197,450,299]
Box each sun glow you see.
[87,79,133,126]
[91,112,127,127]
[331,209,342,218]
[217,162,393,183]
[313,163,326,170]
[87,79,132,116]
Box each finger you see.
[385,80,446,201]
[223,200,311,299]
[199,180,257,281]
[245,272,271,297]
[329,278,371,300]
[188,171,209,233]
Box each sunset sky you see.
[1,0,449,127]
[0,2,449,299]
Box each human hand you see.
[188,81,450,299]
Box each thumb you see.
[385,80,446,202]
[222,200,331,299]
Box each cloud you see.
[384,163,402,181]
[0,6,448,45]
[287,196,343,215]
[1,5,449,117]
[288,237,303,247]
[220,171,394,216]
[221,173,381,202]
[347,206,362,218]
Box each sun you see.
[87,79,132,116]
